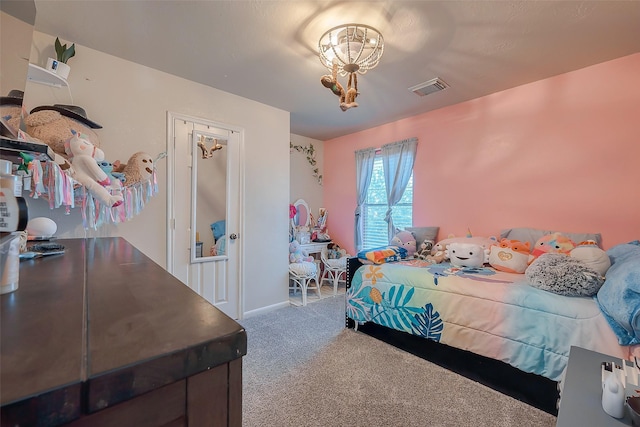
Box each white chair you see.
[320,246,348,296]
[288,260,321,306]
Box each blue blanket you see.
[596,241,640,345]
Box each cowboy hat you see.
[0,90,24,106]
[30,104,102,129]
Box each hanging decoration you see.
[318,23,384,111]
[290,141,322,185]
[320,60,358,111]
[20,150,165,229]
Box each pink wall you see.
[324,53,640,254]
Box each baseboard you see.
[242,300,289,319]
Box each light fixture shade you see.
[318,24,384,76]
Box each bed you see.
[345,239,640,412]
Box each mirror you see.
[191,127,229,262]
[291,198,310,229]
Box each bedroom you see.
[1,1,639,424]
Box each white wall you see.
[289,133,323,226]
[23,31,290,316]
[0,11,33,96]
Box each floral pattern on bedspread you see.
[347,261,628,381]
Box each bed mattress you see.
[347,259,629,381]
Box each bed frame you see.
[345,257,559,416]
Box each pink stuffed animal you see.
[529,232,576,265]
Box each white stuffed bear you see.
[64,133,123,207]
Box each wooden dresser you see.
[1,237,247,427]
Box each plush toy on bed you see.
[390,230,417,258]
[570,240,611,276]
[415,239,434,261]
[529,232,576,264]
[489,238,531,273]
[425,241,449,264]
[446,242,490,268]
[289,240,313,263]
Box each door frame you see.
[166,111,244,318]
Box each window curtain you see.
[353,147,376,252]
[381,138,418,240]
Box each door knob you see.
[229,233,238,240]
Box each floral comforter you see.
[347,259,629,381]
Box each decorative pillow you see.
[529,232,576,264]
[488,239,530,274]
[500,227,602,249]
[405,226,439,251]
[288,261,317,276]
[570,241,611,276]
[446,242,489,268]
[357,246,407,265]
[525,253,605,296]
[433,236,497,256]
[390,230,417,257]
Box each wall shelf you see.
[27,63,68,88]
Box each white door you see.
[167,112,243,319]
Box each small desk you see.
[556,346,632,426]
[300,241,331,256]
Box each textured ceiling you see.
[26,1,640,140]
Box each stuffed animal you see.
[569,240,611,276]
[426,241,449,264]
[320,61,358,111]
[25,105,102,158]
[289,240,313,263]
[64,133,123,207]
[97,159,124,198]
[415,239,434,261]
[326,242,346,260]
[390,230,417,258]
[489,238,531,273]
[447,242,490,268]
[113,151,155,185]
[529,232,576,264]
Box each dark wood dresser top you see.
[1,237,247,425]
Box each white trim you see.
[242,301,290,319]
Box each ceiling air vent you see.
[409,78,449,96]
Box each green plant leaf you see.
[54,37,75,63]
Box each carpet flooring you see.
[239,295,557,426]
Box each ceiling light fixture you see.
[318,24,384,76]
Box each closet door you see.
[167,112,243,319]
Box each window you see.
[362,155,413,249]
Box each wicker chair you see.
[320,246,349,296]
[288,260,321,306]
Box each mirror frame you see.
[190,128,230,264]
[291,198,310,230]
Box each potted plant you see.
[45,37,75,79]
